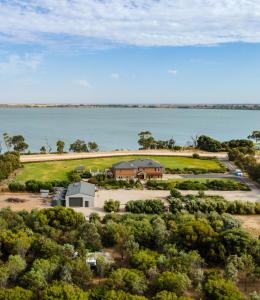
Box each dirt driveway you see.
[0,193,49,211]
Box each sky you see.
[0,0,260,104]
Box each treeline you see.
[0,152,20,181]
[196,135,255,153]
[147,179,250,191]
[0,206,259,299]
[138,131,180,150]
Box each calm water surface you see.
[0,108,259,151]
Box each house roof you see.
[112,159,163,169]
[66,181,95,197]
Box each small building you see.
[65,181,95,208]
[111,159,164,180]
[40,189,49,198]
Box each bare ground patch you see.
[0,192,50,211]
[235,215,260,239]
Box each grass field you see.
[15,155,222,182]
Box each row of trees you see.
[0,133,99,154]
[40,139,99,154]
[196,135,255,153]
[138,131,177,150]
[0,205,259,299]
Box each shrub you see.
[170,189,182,198]
[204,278,246,300]
[104,199,120,213]
[125,200,165,214]
[8,182,26,192]
[192,153,200,159]
[156,272,191,296]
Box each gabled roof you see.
[112,159,163,169]
[66,181,95,197]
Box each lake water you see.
[0,108,259,152]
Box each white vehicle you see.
[234,169,243,177]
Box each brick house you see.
[111,159,164,180]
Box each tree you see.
[6,255,26,281]
[197,135,222,152]
[131,249,158,272]
[248,131,260,143]
[41,281,88,300]
[40,146,47,154]
[156,272,191,296]
[204,277,246,300]
[69,139,88,152]
[88,141,99,152]
[153,291,178,300]
[138,131,155,150]
[3,133,12,151]
[56,140,65,154]
[0,287,33,300]
[108,268,147,295]
[11,135,29,153]
[104,199,120,213]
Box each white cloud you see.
[0,54,42,74]
[168,69,178,76]
[0,1,260,48]
[75,79,91,88]
[110,73,120,80]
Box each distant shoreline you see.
[1,104,260,110]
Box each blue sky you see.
[0,0,260,104]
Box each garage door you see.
[69,197,83,207]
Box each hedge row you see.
[165,167,226,175]
[124,196,260,215]
[147,179,250,191]
[9,180,70,193]
[169,194,260,215]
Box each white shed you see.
[65,181,95,208]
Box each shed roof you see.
[66,181,95,197]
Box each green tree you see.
[56,140,65,154]
[108,268,147,295]
[153,291,178,300]
[104,199,120,213]
[248,130,260,143]
[69,139,88,152]
[131,249,158,272]
[156,272,191,296]
[11,135,29,152]
[204,277,246,300]
[88,141,99,152]
[3,133,12,151]
[138,131,155,149]
[6,255,26,281]
[104,290,148,300]
[42,281,88,300]
[0,287,33,300]
[40,146,47,154]
[197,135,222,152]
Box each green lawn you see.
[15,155,222,182]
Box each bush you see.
[156,272,191,296]
[125,200,165,214]
[204,278,246,300]
[104,199,120,213]
[8,182,26,192]
[192,153,200,159]
[170,189,182,198]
